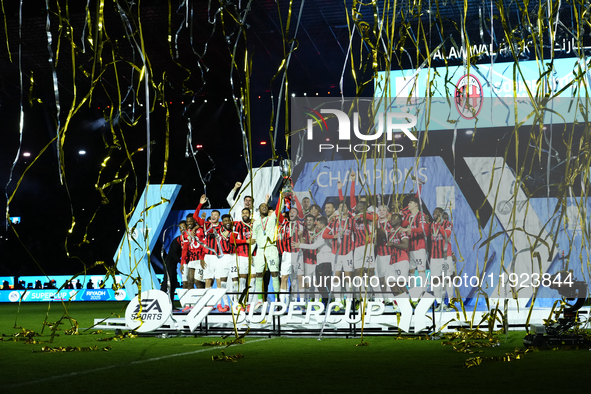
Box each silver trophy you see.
[280,158,293,198]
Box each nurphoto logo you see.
[296,98,418,154]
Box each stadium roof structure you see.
[0,0,585,102]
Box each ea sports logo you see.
[132,299,163,314]
[9,291,22,302]
[125,290,172,332]
[114,289,126,301]
[454,74,483,119]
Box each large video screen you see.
[374,58,591,132]
[290,80,590,307]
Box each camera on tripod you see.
[523,269,589,348]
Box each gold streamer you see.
[0,0,11,61]
[203,339,245,347]
[166,0,193,96]
[33,345,112,353]
[212,352,244,362]
[464,347,531,368]
[1,328,42,342]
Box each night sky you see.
[0,1,588,279]
[0,1,363,277]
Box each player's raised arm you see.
[349,171,357,211]
[227,181,242,207]
[414,181,423,198]
[293,194,306,221]
[193,194,208,226]
[337,179,345,202]
[275,193,287,224]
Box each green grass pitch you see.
[0,301,589,393]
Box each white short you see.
[409,249,428,271]
[254,246,280,274]
[223,254,239,279]
[188,260,198,270]
[181,264,188,282]
[188,260,205,282]
[334,251,354,273]
[294,252,304,276]
[353,245,376,270]
[203,254,228,280]
[281,251,302,277]
[430,256,453,277]
[236,255,254,277]
[446,255,455,275]
[376,255,390,278]
[385,260,410,285]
